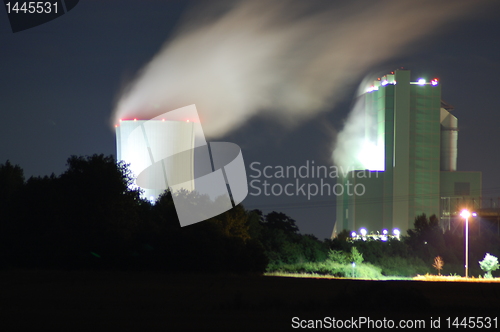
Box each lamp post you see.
[460,209,471,278]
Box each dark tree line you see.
[0,155,327,273]
[4,156,494,276]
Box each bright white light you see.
[382,229,388,235]
[460,209,471,219]
[472,212,477,217]
[360,228,367,236]
[351,231,357,238]
[431,79,438,86]
[393,229,400,236]
[357,140,384,171]
[381,80,388,86]
[418,78,426,85]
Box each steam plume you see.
[113,0,485,141]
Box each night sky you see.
[1,0,500,239]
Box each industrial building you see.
[335,69,481,236]
[115,117,196,202]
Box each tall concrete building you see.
[335,69,481,236]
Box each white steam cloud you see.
[113,0,485,145]
[333,93,385,172]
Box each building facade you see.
[335,69,481,236]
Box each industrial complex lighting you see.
[360,228,367,237]
[460,209,471,219]
[417,78,426,85]
[351,231,357,238]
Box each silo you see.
[440,107,458,171]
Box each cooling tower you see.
[116,118,195,202]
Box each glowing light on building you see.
[417,78,426,85]
[431,78,439,86]
[357,140,384,171]
[393,229,400,239]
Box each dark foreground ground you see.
[1,270,499,330]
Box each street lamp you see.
[460,209,471,278]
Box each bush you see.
[479,253,499,278]
[375,256,429,277]
[266,260,383,279]
[328,250,350,264]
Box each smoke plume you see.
[113,0,485,143]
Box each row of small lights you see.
[351,228,400,241]
[413,78,439,86]
[115,118,191,128]
[366,78,439,93]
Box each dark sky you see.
[1,0,500,239]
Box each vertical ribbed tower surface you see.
[116,118,195,202]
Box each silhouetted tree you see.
[406,214,446,262]
[263,211,299,235]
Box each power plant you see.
[335,69,482,236]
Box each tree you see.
[263,211,299,235]
[479,253,499,279]
[406,214,445,261]
[432,256,444,275]
[0,160,25,220]
[350,246,364,264]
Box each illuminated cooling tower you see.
[116,118,195,202]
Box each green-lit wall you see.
[392,70,411,231]
[351,171,384,231]
[409,79,442,223]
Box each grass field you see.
[1,269,499,330]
